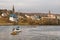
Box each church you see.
[9,5,18,22]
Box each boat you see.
[11,26,21,35]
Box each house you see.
[0,12,8,18]
[25,14,30,18]
[9,13,18,22]
[41,11,56,19]
[1,12,7,17]
[47,14,56,19]
[30,15,41,20]
[47,10,56,19]
[0,9,9,18]
[57,16,60,20]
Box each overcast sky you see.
[0,0,60,13]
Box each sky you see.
[0,0,60,13]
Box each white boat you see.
[13,28,21,33]
[11,27,21,35]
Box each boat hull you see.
[11,31,17,35]
[11,30,21,35]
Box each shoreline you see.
[0,24,60,26]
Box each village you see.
[0,5,60,25]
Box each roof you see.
[9,14,17,18]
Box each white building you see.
[57,16,60,20]
[9,14,18,22]
[47,10,56,19]
[25,14,30,18]
[30,15,40,20]
[1,12,7,17]
[41,11,56,19]
[47,14,56,19]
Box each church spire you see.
[49,10,51,14]
[12,5,15,13]
[48,10,51,15]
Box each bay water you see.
[0,25,60,40]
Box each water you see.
[0,25,60,40]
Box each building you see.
[1,12,7,17]
[47,10,56,19]
[9,5,18,22]
[30,15,40,20]
[25,14,30,18]
[57,16,60,20]
[41,11,56,19]
[9,13,18,22]
[0,9,9,18]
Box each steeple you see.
[48,10,51,15]
[47,10,51,17]
[49,10,51,14]
[12,5,15,13]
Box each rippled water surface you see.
[0,25,60,40]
